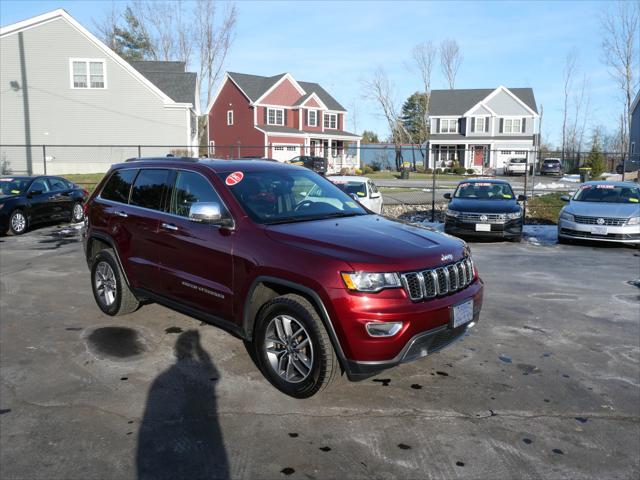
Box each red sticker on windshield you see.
[225,171,244,186]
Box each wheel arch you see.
[85,232,131,287]
[243,276,348,372]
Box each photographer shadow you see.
[136,330,229,479]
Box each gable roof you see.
[131,61,197,106]
[429,87,538,115]
[0,9,188,107]
[224,72,346,111]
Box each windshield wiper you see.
[265,212,366,225]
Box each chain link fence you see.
[0,143,633,226]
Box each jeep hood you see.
[265,214,467,271]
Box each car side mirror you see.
[517,194,527,201]
[370,192,381,199]
[443,193,452,200]
[560,195,571,202]
[188,202,223,224]
[28,189,43,197]
[349,193,361,203]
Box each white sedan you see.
[327,176,384,214]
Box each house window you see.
[440,119,458,134]
[227,110,234,126]
[324,113,337,129]
[500,150,512,155]
[267,108,284,126]
[208,141,215,155]
[503,118,522,134]
[474,117,485,132]
[513,150,526,155]
[70,59,106,89]
[308,110,318,127]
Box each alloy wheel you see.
[11,212,26,233]
[73,203,84,222]
[94,261,117,308]
[264,314,314,383]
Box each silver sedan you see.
[558,181,640,244]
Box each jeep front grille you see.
[400,258,474,301]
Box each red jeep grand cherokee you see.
[83,158,483,398]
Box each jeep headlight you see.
[341,272,401,292]
[445,208,460,218]
[506,209,522,220]
[627,216,640,225]
[560,211,574,222]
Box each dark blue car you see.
[443,179,526,241]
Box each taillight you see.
[82,188,89,197]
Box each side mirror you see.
[188,202,223,224]
[443,193,452,200]
[28,189,43,197]
[349,193,361,203]
[560,195,571,202]
[517,194,527,202]
[370,192,381,199]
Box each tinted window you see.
[455,182,515,200]
[101,169,138,203]
[130,169,171,211]
[48,177,69,191]
[573,184,639,204]
[170,171,225,218]
[0,177,31,196]
[30,178,50,193]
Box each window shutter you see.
[485,118,489,133]
[436,118,440,133]
[263,108,267,124]
[337,115,341,130]
[470,118,475,133]
[521,118,526,133]
[457,118,462,133]
[499,118,504,133]
[284,109,288,126]
[305,109,308,126]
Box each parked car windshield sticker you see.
[595,184,615,189]
[629,198,638,203]
[225,171,244,186]
[10,190,20,194]
[345,201,358,208]
[0,178,12,182]
[502,194,513,199]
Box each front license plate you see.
[452,299,474,328]
[591,226,608,235]
[476,223,491,232]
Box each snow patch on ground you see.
[523,225,557,246]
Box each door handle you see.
[161,222,178,231]
[48,195,57,200]
[114,211,128,218]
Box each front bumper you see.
[326,279,484,379]
[558,219,640,244]
[444,218,522,238]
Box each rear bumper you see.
[558,220,640,244]
[444,218,522,238]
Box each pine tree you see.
[401,92,429,144]
[586,133,605,178]
[111,7,154,61]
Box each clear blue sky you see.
[0,0,627,147]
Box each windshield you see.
[0,177,30,196]
[331,180,367,198]
[454,182,515,200]
[510,158,526,164]
[573,184,639,204]
[220,169,368,224]
[544,160,560,165]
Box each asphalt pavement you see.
[1,222,639,479]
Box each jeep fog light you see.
[365,322,403,337]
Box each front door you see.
[310,140,316,156]
[473,146,485,167]
[155,170,235,322]
[46,176,75,220]
[26,177,54,223]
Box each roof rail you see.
[124,156,200,163]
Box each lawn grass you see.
[379,187,423,193]
[365,171,469,181]
[64,173,106,184]
[526,192,566,224]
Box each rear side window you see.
[29,178,50,193]
[48,177,68,191]
[101,169,138,203]
[130,169,171,211]
[170,171,225,218]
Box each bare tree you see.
[361,68,410,170]
[600,0,639,166]
[196,0,238,111]
[561,50,578,162]
[411,41,436,159]
[439,39,463,89]
[93,2,123,52]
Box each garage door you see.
[272,144,299,163]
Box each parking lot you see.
[1,223,639,479]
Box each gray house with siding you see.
[427,86,539,173]
[0,9,198,175]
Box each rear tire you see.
[71,202,84,223]
[254,293,339,398]
[9,209,27,235]
[91,248,139,316]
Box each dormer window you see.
[440,118,458,133]
[474,117,486,132]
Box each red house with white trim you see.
[206,72,361,170]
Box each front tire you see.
[254,294,339,398]
[91,249,139,316]
[9,209,27,235]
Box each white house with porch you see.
[426,86,539,174]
